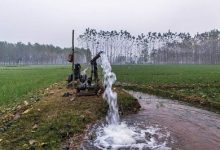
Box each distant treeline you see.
[2,29,220,65]
[0,42,89,65]
[78,28,220,64]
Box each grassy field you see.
[0,65,140,149]
[0,65,70,107]
[113,65,220,85]
[113,65,220,111]
[1,64,220,109]
[1,64,220,149]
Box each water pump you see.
[66,30,103,96]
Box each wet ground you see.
[81,91,220,150]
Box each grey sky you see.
[0,0,220,48]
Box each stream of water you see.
[81,91,220,150]
[100,53,119,124]
[80,53,220,150]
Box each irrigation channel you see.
[80,53,220,150]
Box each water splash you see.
[96,53,172,149]
[81,67,88,75]
[100,53,119,124]
[83,121,173,150]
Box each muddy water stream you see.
[81,91,220,150]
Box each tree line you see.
[1,29,219,65]
[0,42,89,65]
[78,28,220,64]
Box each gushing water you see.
[82,121,173,150]
[100,53,119,124]
[91,52,173,149]
[81,57,220,149]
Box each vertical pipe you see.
[72,30,75,81]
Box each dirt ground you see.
[0,82,140,149]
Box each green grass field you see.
[0,65,138,149]
[113,65,220,85]
[0,65,70,107]
[0,64,219,149]
[1,64,220,110]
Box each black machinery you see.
[67,30,104,96]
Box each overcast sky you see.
[0,0,220,48]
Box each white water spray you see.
[100,53,119,124]
[96,52,172,149]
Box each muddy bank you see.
[0,83,140,150]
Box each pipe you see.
[72,30,75,79]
